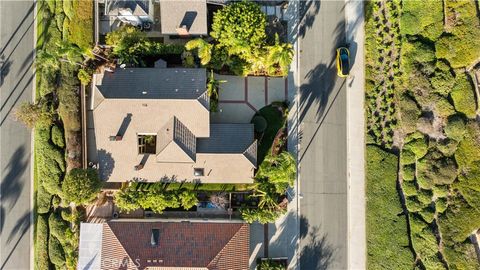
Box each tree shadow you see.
[0,56,11,87]
[1,146,28,211]
[6,210,31,244]
[97,149,115,181]
[0,2,34,56]
[299,215,336,270]
[299,224,336,270]
[297,0,322,39]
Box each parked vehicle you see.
[336,47,350,77]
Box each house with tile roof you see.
[77,221,250,270]
[87,67,257,184]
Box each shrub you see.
[401,149,416,165]
[432,185,450,199]
[404,137,428,159]
[49,212,69,245]
[455,121,480,170]
[398,94,421,133]
[258,259,285,270]
[436,13,480,67]
[402,181,417,197]
[410,214,444,269]
[35,214,50,270]
[37,184,52,214]
[48,234,65,266]
[444,241,479,270]
[435,197,448,213]
[435,138,458,157]
[439,192,480,245]
[419,206,435,223]
[114,185,142,213]
[417,189,433,206]
[178,190,198,210]
[431,69,455,96]
[366,146,414,269]
[432,94,456,118]
[51,125,65,148]
[63,0,74,19]
[77,69,91,85]
[402,164,415,181]
[417,152,458,186]
[14,101,55,129]
[66,0,93,48]
[454,162,480,211]
[210,1,266,59]
[401,0,443,41]
[241,207,285,224]
[62,168,101,205]
[256,152,296,193]
[36,128,65,195]
[406,197,424,212]
[444,114,466,141]
[451,73,476,118]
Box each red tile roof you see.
[100,221,250,270]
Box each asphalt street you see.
[0,1,35,269]
[297,0,348,269]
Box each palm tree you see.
[266,35,293,77]
[185,38,213,66]
[206,70,226,112]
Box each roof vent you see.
[142,91,148,95]
[151,229,159,247]
[175,89,178,92]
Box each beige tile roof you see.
[159,0,208,35]
[90,69,256,184]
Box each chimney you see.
[175,25,189,36]
[134,164,144,171]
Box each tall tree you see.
[62,168,101,205]
[185,38,213,66]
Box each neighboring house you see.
[87,67,257,183]
[77,221,250,270]
[98,0,208,40]
[159,0,207,36]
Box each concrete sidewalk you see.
[345,0,366,269]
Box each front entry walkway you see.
[211,75,289,124]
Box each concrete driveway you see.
[211,74,288,124]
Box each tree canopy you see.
[62,168,101,205]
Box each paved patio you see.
[211,75,289,124]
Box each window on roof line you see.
[194,168,204,177]
[138,134,157,154]
[151,229,159,247]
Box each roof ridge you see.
[207,224,249,270]
[103,223,138,270]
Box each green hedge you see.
[36,128,65,196]
[37,184,52,214]
[435,0,480,68]
[409,214,445,269]
[455,122,480,170]
[366,146,414,269]
[51,125,65,148]
[35,214,50,270]
[48,212,69,245]
[401,0,443,41]
[48,234,65,267]
[450,74,476,119]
